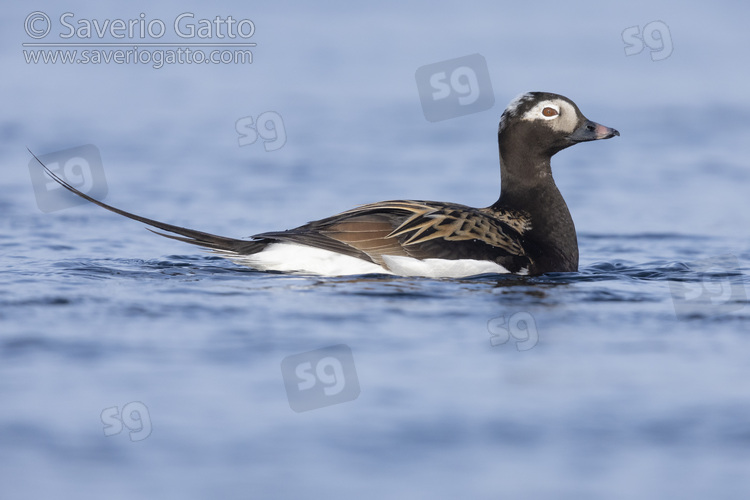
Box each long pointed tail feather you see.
[28,149,266,255]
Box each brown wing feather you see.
[322,218,409,262]
[253,200,531,271]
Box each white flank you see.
[381,255,511,278]
[226,243,512,278]
[228,243,391,276]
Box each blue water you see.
[3,1,750,499]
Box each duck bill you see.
[568,119,620,143]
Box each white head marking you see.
[505,92,535,117]
[520,99,579,133]
[499,92,536,132]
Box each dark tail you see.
[28,149,266,255]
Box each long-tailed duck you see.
[31,92,619,278]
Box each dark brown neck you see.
[490,139,578,273]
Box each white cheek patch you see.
[520,99,579,133]
[522,101,560,121]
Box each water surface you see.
[2,1,750,499]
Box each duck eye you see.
[542,107,558,117]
